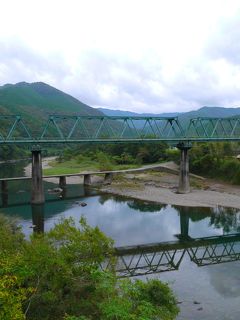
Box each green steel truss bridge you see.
[1,114,240,144]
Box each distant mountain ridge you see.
[98,106,240,122]
[97,107,181,118]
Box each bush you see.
[96,152,113,171]
[0,215,179,320]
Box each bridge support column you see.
[31,148,45,204]
[84,174,91,186]
[59,176,66,188]
[104,173,113,185]
[177,143,191,194]
[59,176,67,199]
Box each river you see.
[1,160,240,320]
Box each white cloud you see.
[1,0,240,112]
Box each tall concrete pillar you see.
[31,149,45,204]
[177,143,191,194]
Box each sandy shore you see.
[102,184,240,209]
[24,158,240,209]
[101,171,240,209]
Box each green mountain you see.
[0,82,102,129]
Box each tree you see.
[0,215,179,320]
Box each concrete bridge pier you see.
[31,148,45,204]
[59,176,67,199]
[84,174,91,186]
[177,143,191,194]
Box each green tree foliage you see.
[60,142,169,167]
[189,142,240,184]
[0,215,179,320]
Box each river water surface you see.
[1,161,240,320]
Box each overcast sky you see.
[1,0,240,113]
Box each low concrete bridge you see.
[0,162,192,206]
[1,114,240,202]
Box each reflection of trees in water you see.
[173,205,240,234]
[98,194,166,212]
[209,207,240,233]
[99,195,240,233]
[127,200,166,212]
[0,160,28,178]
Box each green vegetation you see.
[0,82,102,119]
[189,142,240,184]
[0,214,179,320]
[43,143,169,175]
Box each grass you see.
[43,158,139,175]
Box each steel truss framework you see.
[1,115,240,144]
[112,234,240,277]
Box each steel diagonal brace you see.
[199,120,209,137]
[6,117,20,140]
[230,119,240,137]
[210,119,220,137]
[41,117,65,139]
[152,119,164,137]
[219,119,229,137]
[19,119,32,138]
[129,119,140,138]
[171,119,183,137]
[67,117,80,139]
[94,118,105,138]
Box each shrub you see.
[0,216,179,320]
[96,152,113,171]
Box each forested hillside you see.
[0,82,103,127]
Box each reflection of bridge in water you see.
[27,200,240,278]
[113,233,240,277]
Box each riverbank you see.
[24,157,240,209]
[100,170,240,209]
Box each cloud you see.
[0,38,69,87]
[1,4,240,113]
